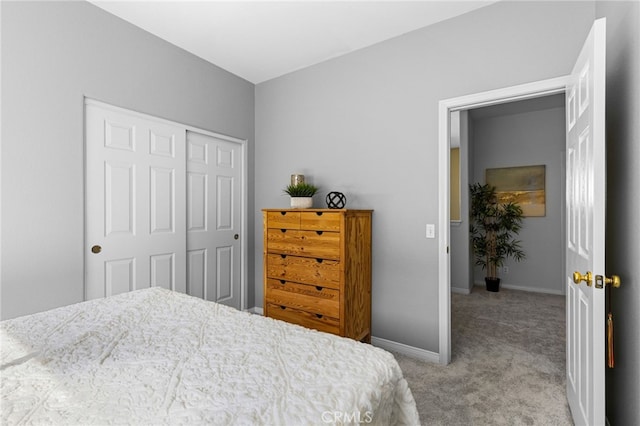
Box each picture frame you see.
[485,165,546,217]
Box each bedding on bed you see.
[1,288,419,425]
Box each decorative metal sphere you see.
[326,191,346,209]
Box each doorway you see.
[451,94,567,296]
[437,76,571,364]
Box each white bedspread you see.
[1,288,419,425]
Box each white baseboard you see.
[473,281,564,295]
[451,287,471,295]
[371,336,440,363]
[245,307,264,315]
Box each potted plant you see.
[284,182,319,208]
[469,183,526,292]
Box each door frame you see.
[83,98,249,310]
[437,76,570,365]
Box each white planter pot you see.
[290,197,313,209]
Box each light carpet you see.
[394,288,573,426]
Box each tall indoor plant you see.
[469,183,526,292]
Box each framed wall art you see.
[486,165,546,217]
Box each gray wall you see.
[1,1,255,319]
[596,1,640,425]
[450,111,472,293]
[469,96,566,294]
[255,1,595,351]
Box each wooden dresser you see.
[263,209,372,342]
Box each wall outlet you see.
[503,266,509,274]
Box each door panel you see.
[105,258,135,296]
[85,103,186,299]
[217,175,233,229]
[187,249,206,299]
[216,246,233,301]
[105,161,135,236]
[186,131,242,309]
[150,253,174,290]
[565,18,606,426]
[150,167,175,234]
[188,172,207,231]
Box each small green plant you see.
[469,183,526,279]
[283,182,319,197]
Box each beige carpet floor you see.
[394,287,573,426]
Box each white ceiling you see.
[90,1,498,84]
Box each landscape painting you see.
[486,165,546,217]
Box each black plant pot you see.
[485,277,501,292]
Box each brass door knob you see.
[91,245,102,254]
[596,274,622,289]
[604,274,621,288]
[573,271,593,286]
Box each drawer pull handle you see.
[316,231,323,235]
[280,229,287,233]
[316,286,323,291]
[280,280,286,285]
[315,314,324,319]
[280,212,287,216]
[316,212,323,216]
[280,305,287,310]
[316,258,323,263]
[280,254,287,259]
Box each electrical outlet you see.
[503,266,509,274]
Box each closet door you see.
[186,131,242,309]
[85,102,186,299]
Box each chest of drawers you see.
[263,209,372,342]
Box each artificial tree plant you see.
[469,182,526,291]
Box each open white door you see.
[565,18,606,426]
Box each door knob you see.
[91,245,102,254]
[234,234,239,240]
[595,274,621,289]
[573,271,593,286]
[605,275,621,288]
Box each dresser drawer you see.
[265,211,300,229]
[267,303,340,335]
[265,254,340,289]
[266,229,340,259]
[265,278,340,318]
[300,211,341,231]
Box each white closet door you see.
[85,103,186,299]
[186,131,242,309]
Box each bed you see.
[1,288,419,425]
